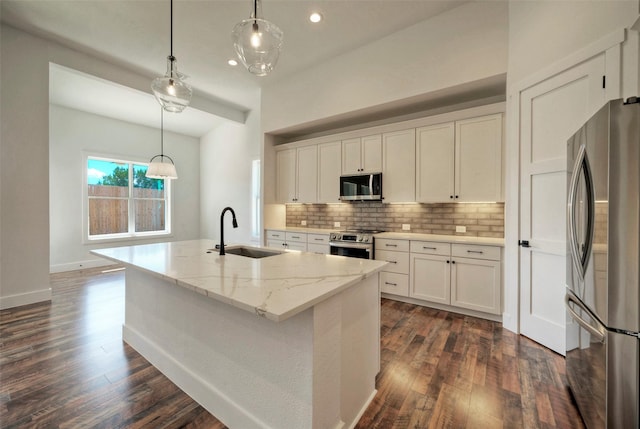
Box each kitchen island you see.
[92,239,387,429]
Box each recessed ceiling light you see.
[228,59,238,66]
[309,12,322,23]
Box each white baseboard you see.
[50,259,114,273]
[0,288,52,310]
[345,389,377,429]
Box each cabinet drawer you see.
[307,233,330,244]
[380,272,409,297]
[375,238,409,252]
[451,244,500,261]
[375,249,409,274]
[266,230,285,240]
[410,241,450,256]
[285,232,307,243]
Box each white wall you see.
[502,0,639,332]
[0,23,247,309]
[261,2,508,134]
[200,108,261,246]
[49,105,200,272]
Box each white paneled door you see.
[519,54,606,355]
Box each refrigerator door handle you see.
[567,143,595,281]
[565,291,606,343]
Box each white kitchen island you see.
[92,240,387,429]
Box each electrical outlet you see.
[301,220,307,226]
[334,221,341,228]
[456,225,467,233]
[402,224,411,231]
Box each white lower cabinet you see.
[265,230,331,253]
[377,238,502,318]
[375,239,410,296]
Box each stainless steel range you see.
[329,230,383,259]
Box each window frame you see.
[83,153,173,243]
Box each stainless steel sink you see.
[207,246,284,259]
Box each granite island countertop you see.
[92,239,387,322]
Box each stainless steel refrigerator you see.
[566,97,640,429]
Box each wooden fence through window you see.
[88,185,165,235]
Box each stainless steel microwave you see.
[339,173,382,201]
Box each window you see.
[86,156,171,240]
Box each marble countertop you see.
[374,232,504,246]
[92,239,387,322]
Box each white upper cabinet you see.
[416,114,503,203]
[318,141,342,203]
[276,146,318,203]
[416,122,455,202]
[382,129,415,202]
[455,114,503,202]
[342,134,382,174]
[276,149,296,203]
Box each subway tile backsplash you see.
[286,202,504,238]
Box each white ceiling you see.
[2,0,471,135]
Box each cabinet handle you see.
[467,250,484,254]
[386,260,397,264]
[384,282,397,286]
[422,246,437,250]
[292,236,300,239]
[273,234,281,237]
[385,244,398,247]
[314,238,324,241]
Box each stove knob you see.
[362,237,369,243]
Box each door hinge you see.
[602,75,606,89]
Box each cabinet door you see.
[410,254,450,304]
[455,114,503,202]
[361,134,382,173]
[318,141,342,203]
[296,146,318,203]
[382,129,416,202]
[416,122,455,202]
[276,149,296,203]
[342,138,362,174]
[451,258,501,315]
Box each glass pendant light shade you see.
[152,56,192,113]
[152,0,191,112]
[232,0,283,76]
[146,155,178,179]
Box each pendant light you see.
[232,0,283,76]
[146,108,178,180]
[151,0,192,113]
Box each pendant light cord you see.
[160,107,165,157]
[170,0,174,57]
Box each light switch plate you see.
[301,220,307,226]
[456,225,467,233]
[334,221,341,228]
[402,224,411,231]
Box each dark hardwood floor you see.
[0,267,584,428]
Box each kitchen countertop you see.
[92,239,387,322]
[374,232,504,246]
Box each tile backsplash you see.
[286,202,504,238]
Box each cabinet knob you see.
[452,260,456,264]
[455,195,459,199]
[450,195,453,199]
[446,260,450,264]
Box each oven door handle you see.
[329,241,372,251]
[565,291,606,343]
